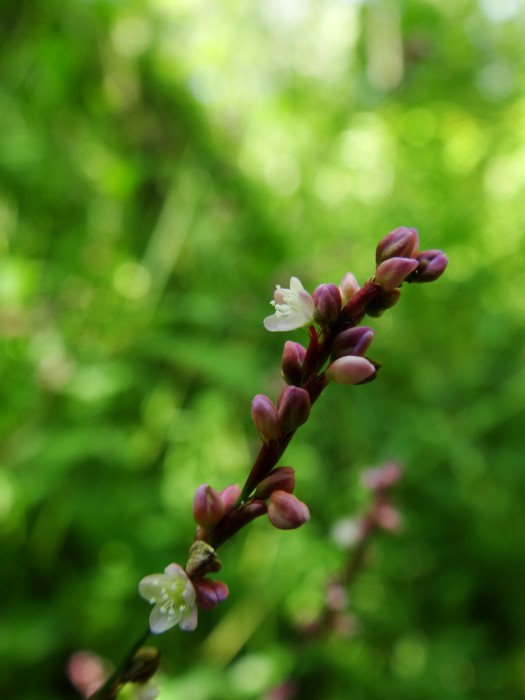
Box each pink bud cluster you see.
[375,227,448,290]
[255,467,310,531]
[193,483,241,538]
[251,386,311,442]
[361,462,404,534]
[193,468,310,541]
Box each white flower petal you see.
[179,604,198,631]
[138,575,164,603]
[297,290,315,317]
[181,582,196,606]
[164,563,186,577]
[264,311,310,332]
[264,276,315,332]
[289,276,304,292]
[149,603,182,634]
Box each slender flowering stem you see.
[98,228,447,699]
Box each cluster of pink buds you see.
[360,461,404,535]
[193,470,310,539]
[369,227,448,316]
[332,462,404,553]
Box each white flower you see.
[139,563,197,634]
[263,277,315,332]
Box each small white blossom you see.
[139,563,197,634]
[264,277,315,332]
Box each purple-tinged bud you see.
[193,485,225,528]
[376,227,419,265]
[339,272,360,305]
[281,341,306,386]
[193,578,229,611]
[375,257,419,291]
[267,490,310,530]
[326,356,376,385]
[255,467,296,500]
[331,326,375,361]
[326,581,348,612]
[220,484,241,512]
[406,249,448,283]
[364,288,400,317]
[372,501,403,532]
[251,394,281,442]
[277,386,311,432]
[313,283,342,326]
[362,463,402,492]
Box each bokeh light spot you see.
[113,262,151,299]
[392,635,427,678]
[264,154,301,196]
[443,120,486,175]
[477,61,516,101]
[479,0,520,23]
[228,654,276,694]
[400,108,437,146]
[111,16,152,57]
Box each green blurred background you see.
[1,0,525,698]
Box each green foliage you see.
[2,0,525,697]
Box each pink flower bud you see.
[277,386,311,432]
[281,341,306,385]
[267,490,310,530]
[376,227,419,265]
[313,283,342,326]
[372,501,403,532]
[339,272,360,304]
[251,394,281,442]
[375,257,419,291]
[220,484,241,512]
[331,327,375,360]
[67,652,107,698]
[333,613,359,638]
[255,467,296,499]
[193,578,229,611]
[406,249,448,283]
[326,581,348,612]
[326,356,376,385]
[361,463,402,491]
[192,484,225,528]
